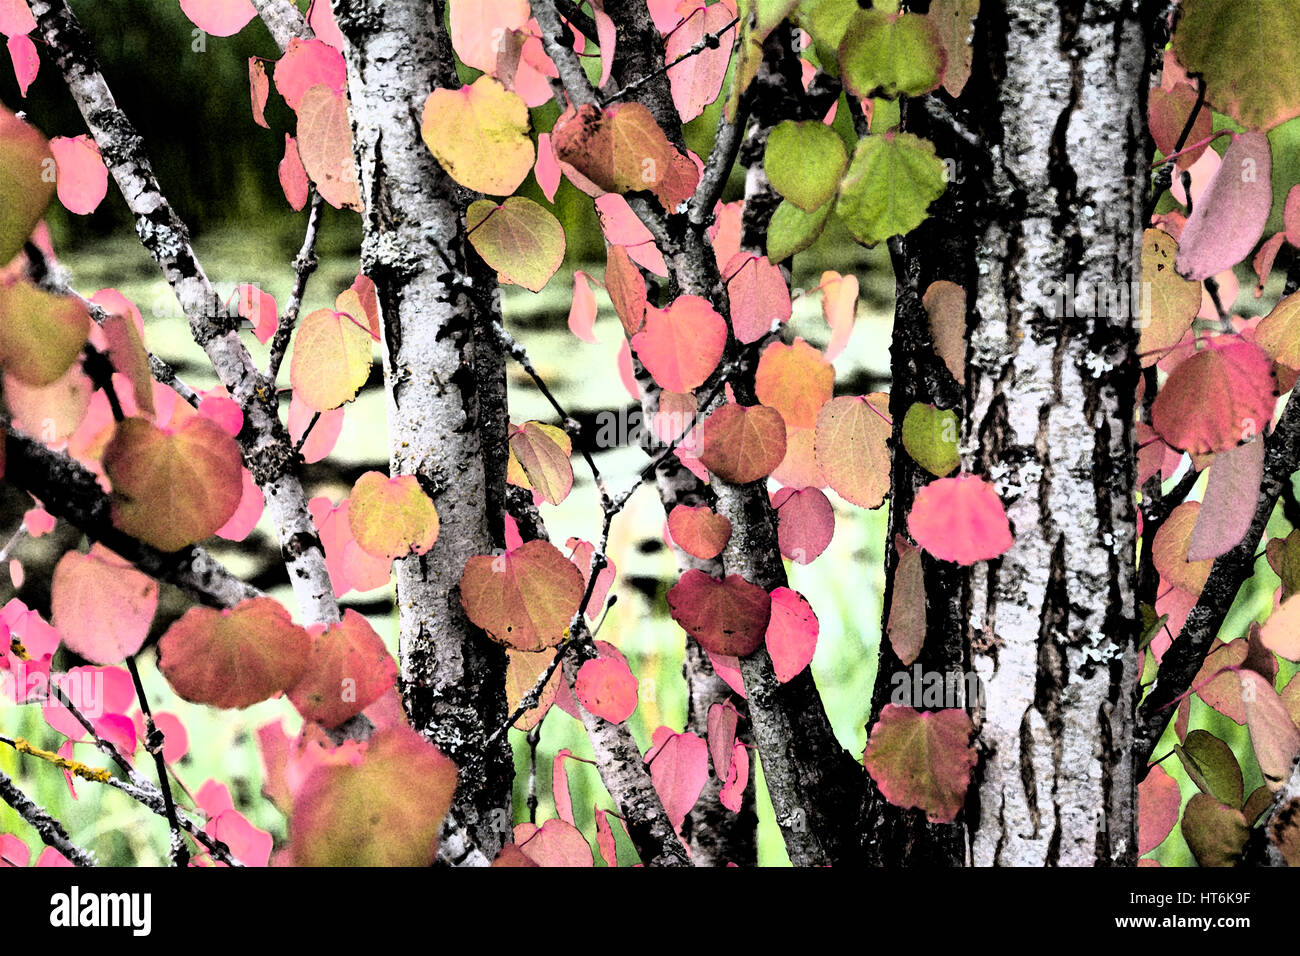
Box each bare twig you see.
[602,14,738,106]
[268,191,326,381]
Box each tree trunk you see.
[331,0,512,866]
[960,0,1148,865]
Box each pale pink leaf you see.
[765,586,818,683]
[49,135,108,216]
[908,473,1013,566]
[1175,132,1272,282]
[1187,438,1265,561]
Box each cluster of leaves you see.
[1133,0,1300,866]
[6,0,1299,869]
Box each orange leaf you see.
[699,403,787,484]
[459,540,585,651]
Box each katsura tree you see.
[1,0,1300,870]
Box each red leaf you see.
[310,496,392,597]
[862,705,977,823]
[724,252,792,344]
[666,504,731,560]
[249,57,270,129]
[158,597,311,709]
[1154,338,1276,456]
[644,726,708,831]
[720,741,749,812]
[699,403,787,484]
[274,37,346,111]
[7,32,37,98]
[1240,669,1300,791]
[290,726,456,866]
[1148,84,1213,171]
[236,283,277,344]
[1175,132,1272,282]
[707,700,739,780]
[765,587,818,683]
[51,546,157,665]
[887,535,927,666]
[575,653,638,723]
[631,294,727,392]
[820,271,859,361]
[49,135,106,216]
[665,1,737,122]
[551,102,699,209]
[459,539,585,651]
[288,609,398,729]
[566,537,616,616]
[908,473,1013,566]
[1187,438,1265,561]
[594,808,620,867]
[552,748,578,824]
[0,0,36,35]
[104,416,243,552]
[772,486,834,564]
[1138,765,1181,855]
[666,569,772,657]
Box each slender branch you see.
[1136,389,1300,771]
[0,734,240,866]
[601,14,739,106]
[250,0,313,51]
[125,656,188,866]
[531,0,600,107]
[0,769,96,866]
[268,191,326,381]
[31,0,340,628]
[554,0,599,44]
[4,427,262,608]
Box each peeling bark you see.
[329,0,511,865]
[962,0,1148,866]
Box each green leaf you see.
[764,121,848,212]
[768,199,831,262]
[1173,0,1300,132]
[1174,730,1244,809]
[839,9,945,100]
[1181,793,1248,867]
[835,132,947,246]
[901,403,959,477]
[870,97,901,133]
[800,0,857,70]
[0,106,54,266]
[467,197,566,293]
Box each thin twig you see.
[125,655,189,867]
[268,191,326,381]
[601,14,739,106]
